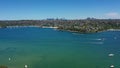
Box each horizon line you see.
[1,18,120,21]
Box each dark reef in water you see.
[0,18,120,33]
[0,65,8,68]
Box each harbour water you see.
[0,27,120,68]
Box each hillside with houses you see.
[0,18,120,33]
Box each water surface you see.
[0,27,120,68]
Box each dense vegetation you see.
[0,18,120,33]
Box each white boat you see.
[24,65,28,68]
[108,54,114,57]
[110,65,114,68]
[9,58,11,61]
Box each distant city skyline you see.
[0,0,120,20]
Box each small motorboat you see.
[24,65,28,68]
[9,58,11,61]
[108,54,114,57]
[110,65,114,68]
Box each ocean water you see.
[0,27,120,68]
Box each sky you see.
[0,0,120,20]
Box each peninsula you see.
[0,18,120,33]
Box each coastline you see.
[42,26,58,29]
[0,25,58,29]
[58,28,120,34]
[0,26,120,33]
[6,25,40,28]
[0,19,120,33]
[107,29,120,31]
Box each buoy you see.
[110,65,114,68]
[24,65,28,68]
[9,58,11,61]
[108,54,114,57]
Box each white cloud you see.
[105,12,120,19]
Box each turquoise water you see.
[0,27,120,68]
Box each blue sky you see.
[0,0,120,20]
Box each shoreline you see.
[0,25,58,29]
[107,29,120,31]
[6,25,40,28]
[42,26,58,29]
[0,26,120,33]
[58,28,120,34]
